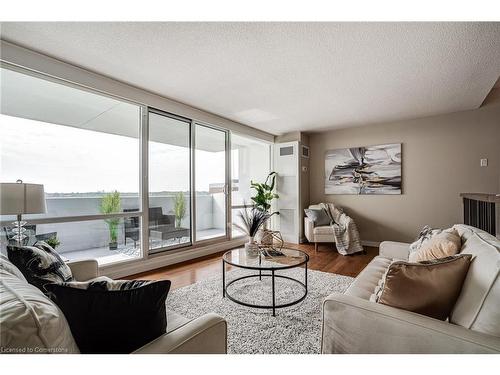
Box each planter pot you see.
[244,239,260,258]
[109,242,118,250]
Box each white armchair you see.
[304,204,335,252]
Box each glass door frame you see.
[191,121,231,245]
[146,108,194,256]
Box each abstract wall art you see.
[325,143,402,195]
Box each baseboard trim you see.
[361,240,381,247]
[100,238,246,279]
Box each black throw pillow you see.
[304,208,332,227]
[7,241,73,293]
[45,279,171,354]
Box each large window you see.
[230,134,271,238]
[0,65,272,266]
[0,67,142,264]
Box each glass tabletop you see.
[222,247,309,270]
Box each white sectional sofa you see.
[321,224,500,353]
[0,256,227,354]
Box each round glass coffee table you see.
[222,247,309,316]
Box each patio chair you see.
[123,208,140,248]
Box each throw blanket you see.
[319,203,363,255]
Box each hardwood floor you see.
[126,243,378,290]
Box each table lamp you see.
[0,180,47,246]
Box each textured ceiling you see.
[1,22,499,135]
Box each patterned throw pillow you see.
[409,225,442,252]
[45,278,171,354]
[7,241,73,293]
[409,228,462,262]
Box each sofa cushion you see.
[345,256,392,300]
[409,228,461,262]
[45,278,171,353]
[7,241,73,294]
[313,226,334,235]
[0,256,79,353]
[450,230,500,337]
[377,255,472,320]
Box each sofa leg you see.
[315,242,318,252]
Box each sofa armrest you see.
[379,241,410,260]
[304,217,314,242]
[67,259,99,281]
[322,293,500,354]
[133,313,227,354]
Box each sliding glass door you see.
[194,124,228,241]
[148,111,192,253]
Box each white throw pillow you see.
[0,256,79,354]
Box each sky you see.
[0,114,226,194]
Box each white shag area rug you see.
[167,267,353,354]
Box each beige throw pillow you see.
[409,228,461,262]
[377,254,473,320]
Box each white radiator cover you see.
[274,142,300,243]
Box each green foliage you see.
[46,236,60,249]
[234,205,278,238]
[250,172,279,212]
[100,191,121,243]
[174,192,186,227]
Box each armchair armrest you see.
[67,259,99,281]
[322,293,500,354]
[379,241,410,260]
[304,217,314,242]
[133,313,227,354]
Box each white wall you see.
[308,99,500,243]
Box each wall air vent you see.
[279,146,294,156]
[301,145,310,158]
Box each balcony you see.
[0,192,226,266]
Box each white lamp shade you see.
[0,182,47,215]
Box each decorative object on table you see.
[0,180,47,246]
[7,241,74,294]
[173,191,186,228]
[45,278,171,353]
[233,205,277,258]
[250,171,280,245]
[260,247,286,257]
[325,143,401,195]
[100,190,121,250]
[319,202,364,255]
[258,230,284,250]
